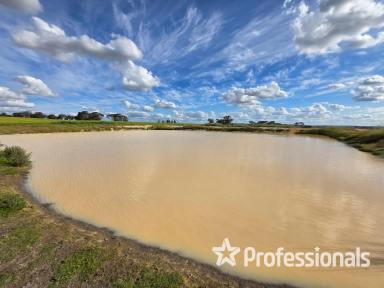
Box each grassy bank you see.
[0,147,289,287]
[0,116,157,134]
[298,127,384,157]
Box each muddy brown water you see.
[1,131,384,288]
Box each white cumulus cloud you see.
[329,75,384,101]
[12,17,159,91]
[292,0,384,55]
[12,17,143,62]
[126,111,151,118]
[0,0,42,14]
[117,61,160,92]
[123,100,140,110]
[174,110,210,121]
[16,75,55,96]
[0,86,34,109]
[143,105,154,112]
[154,99,177,109]
[326,103,346,111]
[222,82,288,107]
[352,75,384,101]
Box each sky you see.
[0,0,384,125]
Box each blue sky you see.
[0,0,384,125]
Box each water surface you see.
[2,131,384,288]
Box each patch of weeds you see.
[0,224,41,262]
[0,272,15,287]
[1,146,31,167]
[0,191,27,217]
[135,269,183,288]
[0,154,22,175]
[50,247,105,287]
[113,278,134,288]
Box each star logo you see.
[212,238,241,266]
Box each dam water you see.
[1,131,383,288]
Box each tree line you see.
[207,116,306,127]
[207,115,234,125]
[0,111,128,121]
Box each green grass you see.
[0,116,185,134]
[0,272,15,287]
[0,116,164,126]
[0,116,293,135]
[134,269,183,288]
[0,153,23,175]
[0,224,41,262]
[50,247,106,287]
[0,189,27,217]
[113,268,183,288]
[298,127,384,157]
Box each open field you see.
[0,116,164,134]
[0,146,291,287]
[0,116,290,134]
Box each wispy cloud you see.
[196,8,295,79]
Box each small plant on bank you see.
[2,146,31,167]
[0,192,27,217]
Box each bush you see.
[2,146,31,167]
[0,192,27,217]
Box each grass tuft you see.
[0,190,27,217]
[50,247,105,287]
[2,146,31,167]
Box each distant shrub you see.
[0,192,27,217]
[2,146,31,167]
